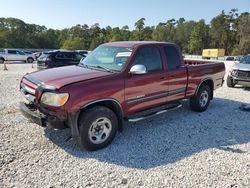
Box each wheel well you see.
[198,80,214,99]
[79,100,124,132]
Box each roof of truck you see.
[103,41,176,48]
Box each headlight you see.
[41,92,69,107]
[231,70,237,76]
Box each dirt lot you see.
[0,62,250,188]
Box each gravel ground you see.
[0,62,250,188]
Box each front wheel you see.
[190,84,211,112]
[78,106,118,151]
[226,75,235,88]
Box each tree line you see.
[0,9,249,55]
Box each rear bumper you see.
[19,102,67,129]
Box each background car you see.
[37,50,85,70]
[22,50,33,54]
[0,48,35,63]
[226,56,235,61]
[75,50,89,56]
[235,55,244,62]
[33,51,43,60]
[227,54,250,87]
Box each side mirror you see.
[129,64,147,75]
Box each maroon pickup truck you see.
[20,41,225,150]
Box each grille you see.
[20,82,36,102]
[235,70,250,80]
[37,60,46,66]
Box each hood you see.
[26,65,114,89]
[232,63,250,71]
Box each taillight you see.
[45,55,52,65]
[46,55,52,62]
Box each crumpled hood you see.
[232,63,250,71]
[26,65,113,89]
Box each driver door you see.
[125,46,168,114]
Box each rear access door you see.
[163,45,187,102]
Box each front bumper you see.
[19,102,67,129]
[231,75,250,87]
[37,65,48,70]
[234,79,250,87]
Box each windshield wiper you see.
[78,64,118,73]
[94,65,118,73]
[78,64,89,68]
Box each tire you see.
[190,84,211,112]
[78,106,118,151]
[27,57,34,63]
[0,58,4,64]
[226,75,235,88]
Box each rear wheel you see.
[78,106,118,151]
[226,75,235,88]
[27,57,34,63]
[190,84,211,112]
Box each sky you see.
[0,0,249,30]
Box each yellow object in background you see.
[202,49,225,59]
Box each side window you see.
[8,50,17,54]
[63,52,73,59]
[164,46,182,70]
[73,53,84,61]
[17,50,25,55]
[55,52,63,59]
[55,52,73,59]
[132,46,163,72]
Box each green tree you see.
[233,12,250,55]
[152,19,176,42]
[120,25,130,41]
[62,37,84,50]
[134,18,146,40]
[188,20,209,54]
[110,27,123,41]
[209,11,231,54]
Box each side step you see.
[127,103,182,122]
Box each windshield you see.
[37,53,51,61]
[240,55,250,64]
[80,45,133,72]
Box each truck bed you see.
[184,58,223,65]
[184,59,225,97]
